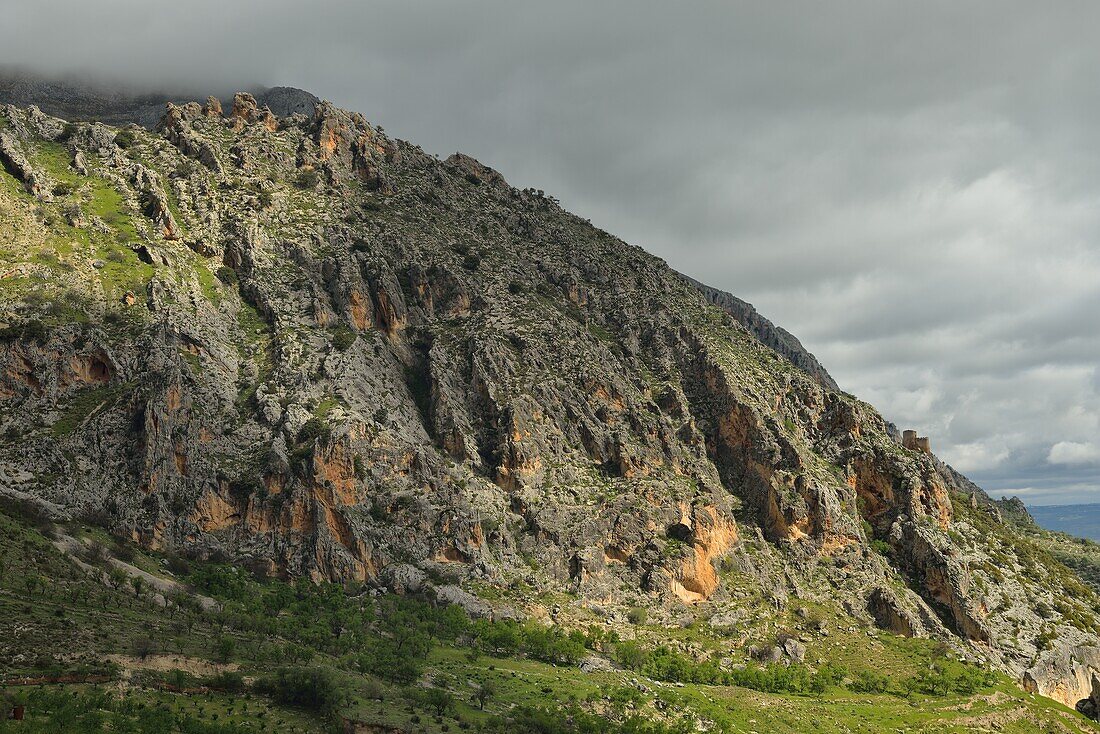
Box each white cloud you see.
[939,440,1012,474]
[1048,442,1100,466]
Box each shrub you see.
[331,326,357,352]
[82,541,109,565]
[362,678,385,701]
[255,667,347,714]
[626,607,648,625]
[112,542,136,563]
[215,266,238,286]
[614,641,648,671]
[164,668,197,690]
[0,319,49,345]
[870,539,892,557]
[229,475,265,503]
[114,129,138,149]
[297,417,332,445]
[850,669,891,693]
[0,493,53,529]
[165,553,191,576]
[295,170,320,189]
[172,160,197,179]
[205,671,245,693]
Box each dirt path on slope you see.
[52,533,218,610]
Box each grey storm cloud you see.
[3,0,1099,504]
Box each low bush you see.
[254,666,347,714]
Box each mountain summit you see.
[0,89,1098,724]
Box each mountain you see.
[1,90,1099,729]
[1031,504,1100,543]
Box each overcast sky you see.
[4,1,1099,505]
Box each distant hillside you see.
[1030,504,1100,542]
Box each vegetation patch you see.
[51,384,125,437]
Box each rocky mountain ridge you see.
[0,91,1097,717]
[0,70,842,387]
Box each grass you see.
[85,182,136,240]
[29,141,80,187]
[313,396,339,418]
[50,384,125,437]
[194,258,221,305]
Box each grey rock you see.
[781,637,806,663]
[432,585,493,619]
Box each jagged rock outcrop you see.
[228,92,277,133]
[157,102,223,173]
[0,127,51,200]
[296,101,396,191]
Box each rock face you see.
[0,128,52,200]
[1024,646,1100,716]
[0,95,1098,711]
[257,86,321,118]
[1084,673,1100,720]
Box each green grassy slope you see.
[1,503,1097,734]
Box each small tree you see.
[473,679,497,710]
[362,678,385,701]
[84,541,109,565]
[331,326,357,352]
[107,568,129,591]
[213,636,237,664]
[114,128,138,149]
[132,635,157,661]
[419,687,454,717]
[297,417,331,445]
[255,667,347,715]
